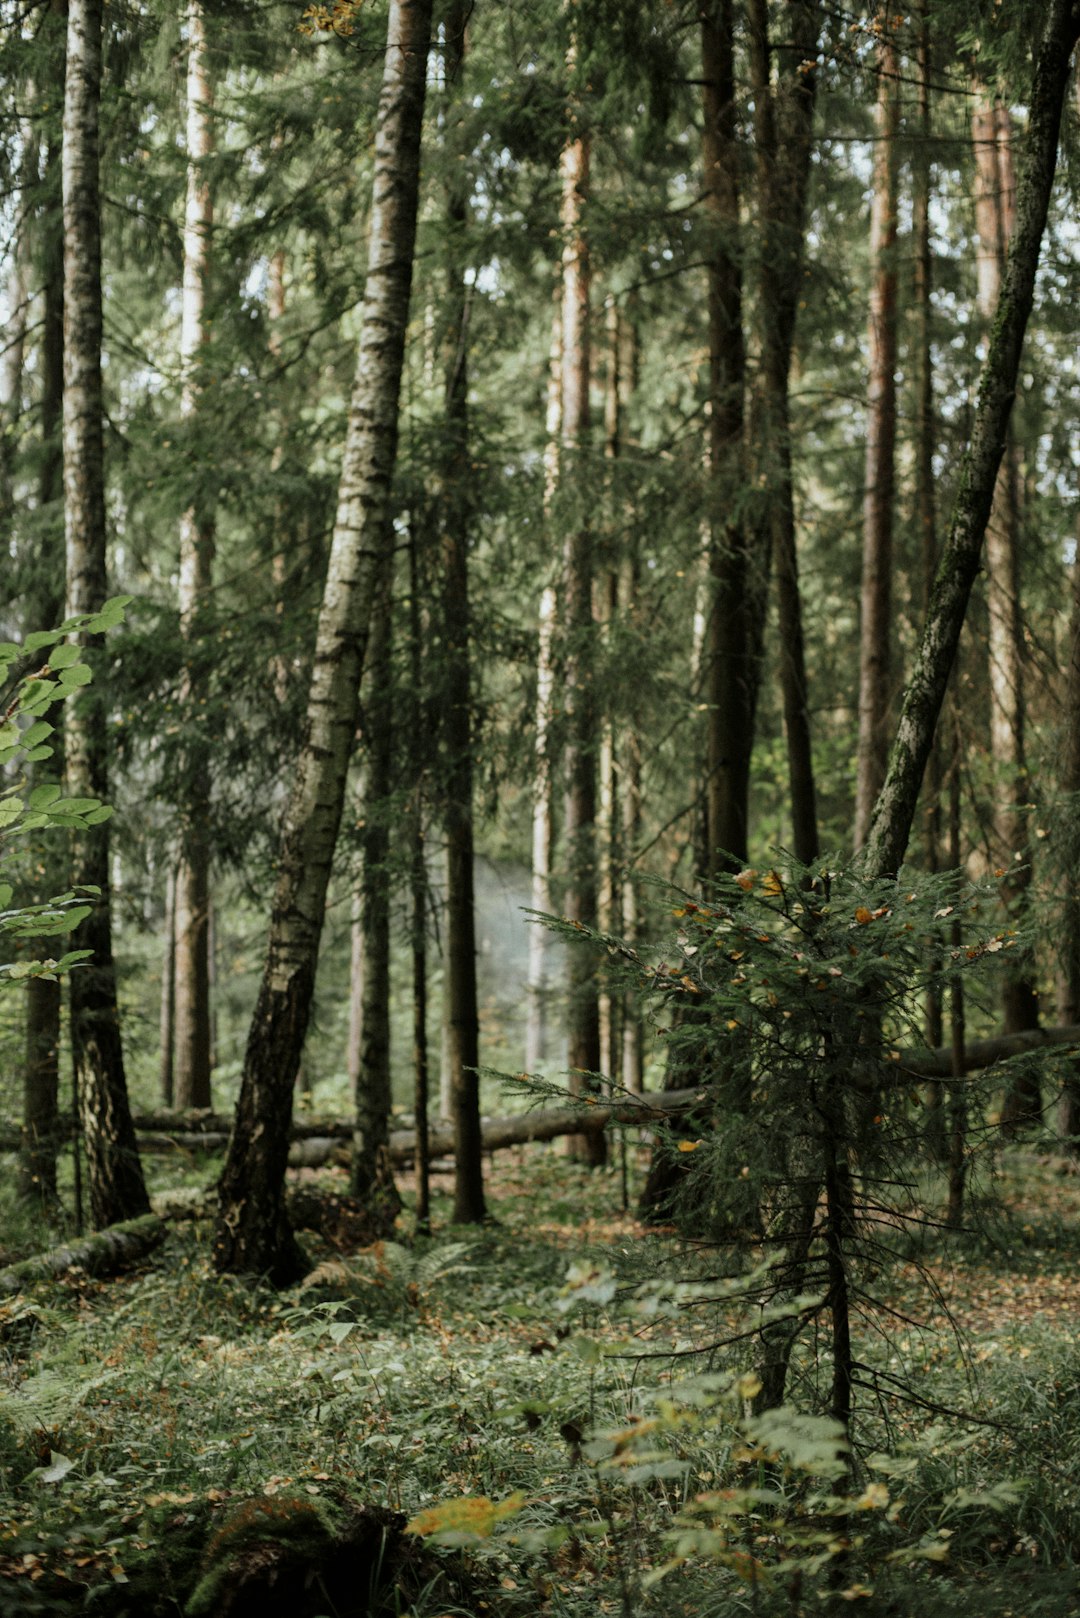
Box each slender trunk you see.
[268,244,291,704]
[525,288,562,1074]
[409,528,431,1233]
[350,566,400,1223]
[159,862,177,1106]
[346,894,363,1097]
[946,725,968,1225]
[854,16,900,851]
[862,0,1080,881]
[973,90,1041,1127]
[21,108,65,1206]
[1056,519,1080,1148]
[62,0,149,1227]
[747,0,821,866]
[913,11,946,1150]
[597,296,622,1085]
[559,107,605,1166]
[439,0,484,1223]
[700,0,750,874]
[214,0,432,1282]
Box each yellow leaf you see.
[762,870,783,896]
[737,1371,762,1400]
[735,869,756,891]
[406,1492,526,1540]
[678,1140,702,1153]
[854,907,872,925]
[855,1482,889,1510]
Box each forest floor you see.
[2,1142,1080,1616]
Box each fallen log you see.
[0,1213,166,1295]
[891,1022,1080,1080]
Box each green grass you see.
[2,1148,1080,1615]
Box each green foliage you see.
[0,599,131,984]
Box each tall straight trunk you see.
[747,0,821,866]
[854,15,900,851]
[158,861,176,1105]
[214,0,432,1282]
[946,724,968,1226]
[973,90,1041,1126]
[525,286,562,1074]
[350,565,399,1221]
[1056,520,1080,1148]
[559,105,605,1166]
[62,0,149,1227]
[700,0,750,875]
[597,296,622,1085]
[439,0,484,1223]
[861,0,1080,881]
[408,526,431,1232]
[913,11,946,1149]
[173,0,215,1111]
[20,106,65,1206]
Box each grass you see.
[1,1144,1080,1615]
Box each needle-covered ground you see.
[2,1144,1080,1616]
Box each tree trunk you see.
[20,102,66,1207]
[438,0,485,1223]
[1056,518,1080,1148]
[747,0,821,867]
[213,0,433,1282]
[62,0,150,1229]
[946,723,968,1226]
[159,861,177,1106]
[973,89,1041,1129]
[408,527,431,1233]
[525,286,562,1076]
[913,11,946,1152]
[350,563,400,1224]
[558,98,605,1167]
[861,0,1080,881]
[854,14,900,851]
[700,0,750,876]
[173,0,215,1111]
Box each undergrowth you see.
[0,1148,1079,1614]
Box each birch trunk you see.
[439,0,484,1223]
[213,0,432,1282]
[173,0,215,1111]
[158,862,177,1106]
[854,16,899,851]
[62,0,149,1227]
[861,0,1080,881]
[700,0,751,874]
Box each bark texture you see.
[0,1214,165,1295]
[861,0,1080,880]
[438,0,484,1223]
[557,90,605,1164]
[701,0,751,874]
[173,0,216,1112]
[747,0,821,865]
[63,0,150,1228]
[854,16,899,851]
[214,0,432,1282]
[1056,526,1080,1145]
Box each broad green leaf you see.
[21,720,55,748]
[83,806,113,825]
[45,644,82,669]
[57,664,92,688]
[24,746,54,762]
[0,884,12,908]
[28,784,62,810]
[23,629,63,653]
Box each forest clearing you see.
[3,0,1080,1610]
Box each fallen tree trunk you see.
[3,1023,1078,1167]
[0,1213,165,1295]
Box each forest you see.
[2,0,1080,1611]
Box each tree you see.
[62,0,149,1228]
[862,0,1080,882]
[173,0,216,1111]
[214,0,434,1282]
[853,10,899,852]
